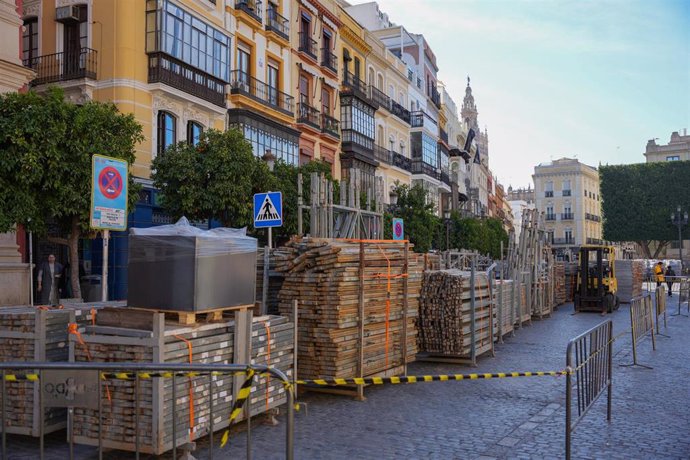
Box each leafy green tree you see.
[152,128,272,228]
[388,183,439,252]
[600,162,690,258]
[0,88,143,299]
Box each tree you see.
[388,183,439,252]
[152,128,272,228]
[600,162,690,258]
[0,88,143,299]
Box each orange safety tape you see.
[337,238,409,244]
[371,273,408,280]
[173,335,196,441]
[68,323,112,403]
[262,321,271,413]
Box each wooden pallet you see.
[94,304,255,328]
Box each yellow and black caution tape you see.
[220,368,255,448]
[295,370,570,386]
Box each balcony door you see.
[299,74,309,106]
[63,6,88,77]
[267,63,279,107]
[237,47,250,87]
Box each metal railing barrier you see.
[667,276,690,317]
[565,319,613,460]
[655,285,670,337]
[0,362,295,460]
[621,294,656,369]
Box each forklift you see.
[574,245,620,313]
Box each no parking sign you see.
[392,218,404,240]
[90,154,128,231]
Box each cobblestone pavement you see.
[4,295,690,459]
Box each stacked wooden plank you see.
[71,311,293,455]
[277,238,420,380]
[554,262,566,306]
[531,278,553,319]
[255,248,286,315]
[565,262,579,302]
[493,279,514,339]
[417,270,495,359]
[517,281,531,325]
[617,260,644,303]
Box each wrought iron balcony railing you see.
[553,238,575,245]
[321,113,340,138]
[320,48,337,73]
[390,100,411,124]
[369,86,390,110]
[297,102,320,129]
[545,214,556,221]
[342,70,370,103]
[266,9,289,40]
[561,213,574,220]
[545,191,554,197]
[148,52,226,107]
[410,111,424,128]
[24,47,98,86]
[229,70,294,114]
[236,0,262,23]
[298,32,317,60]
[374,145,392,164]
[411,159,439,179]
[431,86,441,108]
[562,189,572,197]
[392,152,412,172]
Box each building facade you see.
[533,158,603,259]
[644,130,690,163]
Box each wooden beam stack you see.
[554,262,566,306]
[277,238,420,380]
[417,270,495,360]
[71,312,293,455]
[255,248,286,315]
[493,279,514,339]
[565,262,579,302]
[616,260,644,303]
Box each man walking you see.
[37,254,63,306]
[665,265,676,297]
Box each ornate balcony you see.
[235,0,262,23]
[298,32,317,61]
[392,152,412,172]
[266,9,289,40]
[374,145,392,164]
[545,214,556,221]
[561,213,574,220]
[369,86,390,110]
[321,113,340,138]
[562,189,572,197]
[410,111,424,128]
[148,52,226,107]
[24,47,97,86]
[229,70,293,115]
[320,48,338,74]
[297,102,320,129]
[390,100,411,124]
[342,70,371,105]
[411,160,439,180]
[431,86,441,108]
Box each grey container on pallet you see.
[127,218,257,311]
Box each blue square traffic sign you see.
[254,192,282,228]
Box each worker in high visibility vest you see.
[653,261,665,288]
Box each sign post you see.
[392,218,404,241]
[90,155,129,301]
[254,191,283,248]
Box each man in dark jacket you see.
[37,254,63,305]
[665,266,676,297]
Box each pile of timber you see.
[417,270,495,359]
[423,253,444,271]
[554,262,566,306]
[531,277,553,319]
[565,262,578,302]
[277,238,421,380]
[0,304,103,437]
[493,279,514,339]
[71,309,292,455]
[517,281,531,325]
[617,260,644,303]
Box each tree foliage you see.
[600,162,690,257]
[0,88,143,298]
[388,183,438,252]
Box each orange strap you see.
[173,335,195,441]
[376,244,392,367]
[90,308,97,327]
[68,323,111,402]
[262,321,271,412]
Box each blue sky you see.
[352,0,690,188]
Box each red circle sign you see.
[98,166,123,200]
[394,221,403,238]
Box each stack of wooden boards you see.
[0,305,98,437]
[276,238,421,380]
[565,262,578,302]
[554,262,566,306]
[417,270,495,360]
[493,279,514,338]
[255,248,286,315]
[70,309,293,455]
[616,260,644,303]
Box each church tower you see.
[461,76,489,165]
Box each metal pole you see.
[209,372,214,460]
[286,385,295,460]
[470,256,477,365]
[293,299,298,400]
[101,229,109,302]
[261,247,269,316]
[135,373,140,460]
[172,373,177,460]
[97,371,102,460]
[607,321,613,422]
[565,347,572,460]
[29,231,34,307]
[268,227,273,249]
[39,369,44,460]
[2,369,6,460]
[678,218,683,274]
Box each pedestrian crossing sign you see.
[254,192,283,228]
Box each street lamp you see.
[670,205,688,273]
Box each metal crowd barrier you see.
[565,319,613,460]
[0,362,295,460]
[621,294,656,369]
[665,276,690,317]
[655,286,669,337]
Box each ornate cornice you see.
[340,25,371,55]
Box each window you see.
[267,63,279,105]
[321,87,331,116]
[667,156,680,161]
[565,229,573,243]
[421,133,437,166]
[147,0,231,81]
[354,57,361,79]
[340,96,375,139]
[229,117,299,166]
[323,29,332,51]
[237,46,250,81]
[157,111,177,155]
[299,74,309,105]
[22,17,38,64]
[187,121,203,145]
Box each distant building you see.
[533,158,603,260]
[509,199,535,241]
[644,130,690,163]
[507,186,535,204]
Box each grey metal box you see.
[127,234,257,311]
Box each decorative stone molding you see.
[22,0,40,18]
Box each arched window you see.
[377,73,384,91]
[157,111,177,155]
[22,17,38,65]
[187,121,203,146]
